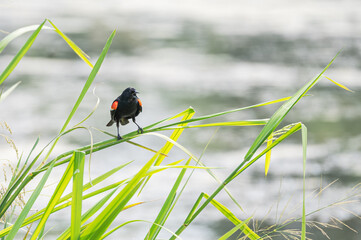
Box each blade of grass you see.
[203,193,260,240]
[265,133,273,176]
[146,158,192,240]
[218,219,251,240]
[0,81,21,103]
[126,140,168,157]
[0,25,49,53]
[71,151,85,240]
[323,75,353,92]
[73,87,100,128]
[47,20,93,68]
[244,52,339,162]
[5,160,56,240]
[144,132,199,164]
[0,20,46,86]
[157,119,269,130]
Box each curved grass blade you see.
[0,25,51,54]
[99,220,182,240]
[0,20,46,86]
[144,132,199,163]
[73,87,100,128]
[0,81,21,103]
[5,160,56,240]
[244,52,339,162]
[47,19,93,68]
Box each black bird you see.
[106,87,143,140]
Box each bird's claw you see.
[117,135,122,140]
[137,127,144,134]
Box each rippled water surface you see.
[1,1,361,239]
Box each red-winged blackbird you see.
[106,87,143,140]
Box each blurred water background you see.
[1,0,361,239]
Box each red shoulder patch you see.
[137,98,142,107]
[111,101,118,110]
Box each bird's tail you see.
[106,120,115,127]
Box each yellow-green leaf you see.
[47,19,93,68]
[323,75,354,92]
[265,133,273,176]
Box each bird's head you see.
[122,87,139,100]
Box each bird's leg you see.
[116,121,122,140]
[132,117,143,134]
